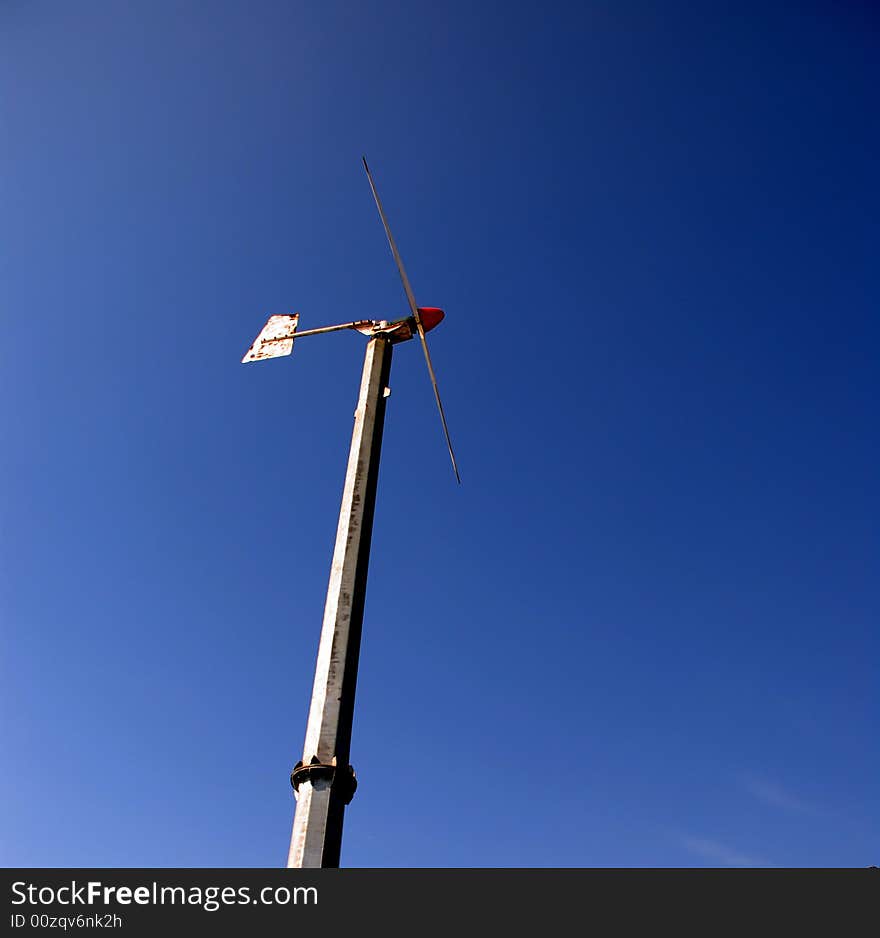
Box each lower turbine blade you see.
[416,321,461,484]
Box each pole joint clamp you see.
[290,757,357,804]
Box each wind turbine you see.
[241,159,459,868]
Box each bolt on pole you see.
[287,335,393,868]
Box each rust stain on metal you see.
[241,313,300,363]
[355,318,415,343]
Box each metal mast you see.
[241,159,458,868]
[286,335,392,868]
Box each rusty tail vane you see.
[362,157,461,483]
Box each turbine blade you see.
[362,157,461,483]
[416,318,462,483]
[362,156,421,325]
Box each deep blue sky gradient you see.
[2,2,877,867]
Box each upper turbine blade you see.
[362,157,461,483]
[362,156,421,326]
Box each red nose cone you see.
[417,307,445,333]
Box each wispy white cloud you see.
[680,835,771,868]
[741,774,821,816]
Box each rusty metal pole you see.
[286,334,393,868]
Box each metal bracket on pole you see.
[291,759,358,806]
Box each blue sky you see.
[2,2,877,867]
